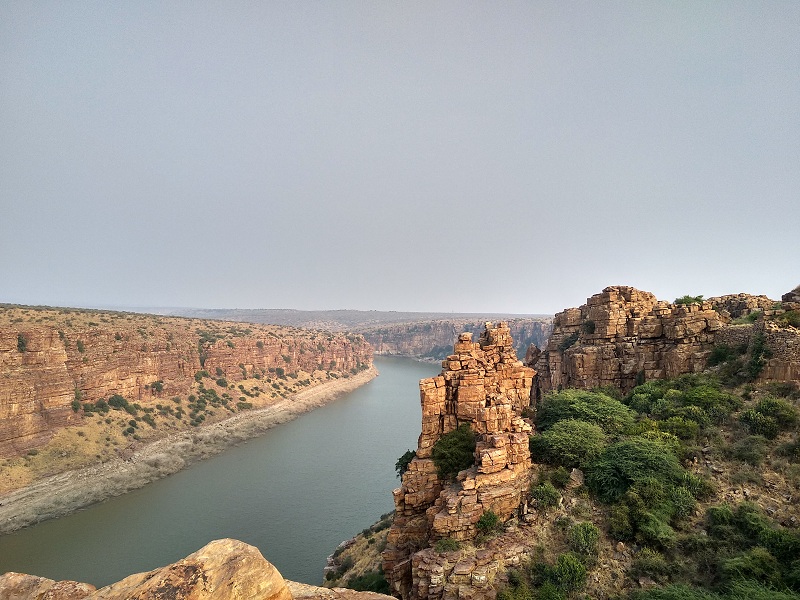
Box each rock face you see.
[530,285,800,399]
[0,539,393,600]
[0,306,372,457]
[360,319,552,362]
[382,323,535,600]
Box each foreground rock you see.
[383,322,535,600]
[0,539,393,600]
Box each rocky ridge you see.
[382,323,535,600]
[529,285,800,399]
[0,304,372,477]
[0,538,393,600]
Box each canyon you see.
[0,304,372,487]
[2,285,799,600]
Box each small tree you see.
[432,424,476,480]
[17,333,27,353]
[395,449,416,478]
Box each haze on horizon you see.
[1,2,798,316]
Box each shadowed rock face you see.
[0,539,393,600]
[382,323,535,600]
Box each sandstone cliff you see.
[382,323,535,600]
[0,305,372,466]
[0,538,393,600]
[529,286,800,399]
[359,319,552,362]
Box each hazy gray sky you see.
[1,2,798,315]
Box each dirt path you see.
[0,367,378,535]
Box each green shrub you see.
[71,399,80,412]
[431,424,476,480]
[708,343,747,367]
[660,416,700,440]
[536,389,635,434]
[777,310,800,328]
[550,552,586,592]
[630,547,671,582]
[17,333,27,353]
[730,436,768,466]
[754,396,798,426]
[568,522,600,556]
[557,332,580,352]
[531,481,561,509]
[434,537,460,553]
[586,438,684,503]
[740,409,779,439]
[732,311,762,325]
[345,569,390,594]
[549,466,572,488]
[529,419,607,468]
[720,547,781,588]
[216,377,228,387]
[608,503,634,540]
[395,449,416,477]
[675,295,704,305]
[76,340,85,353]
[236,401,253,410]
[477,510,501,534]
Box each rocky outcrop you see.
[0,306,372,457]
[530,286,800,399]
[0,539,393,600]
[382,323,534,600]
[360,320,552,362]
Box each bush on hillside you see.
[536,389,635,434]
[432,424,476,480]
[586,437,685,503]
[528,419,607,468]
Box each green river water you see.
[0,356,439,587]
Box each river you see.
[0,356,439,587]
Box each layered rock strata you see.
[383,323,534,600]
[530,285,800,399]
[0,538,393,600]
[0,306,372,456]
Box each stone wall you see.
[383,323,534,600]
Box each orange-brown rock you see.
[0,538,394,600]
[530,285,800,399]
[383,323,534,600]
[0,305,372,457]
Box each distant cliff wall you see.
[360,319,552,361]
[0,306,372,457]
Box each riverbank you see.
[0,366,378,535]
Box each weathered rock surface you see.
[383,323,535,600]
[0,539,393,600]
[359,319,552,362]
[0,306,372,457]
[530,285,800,399]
